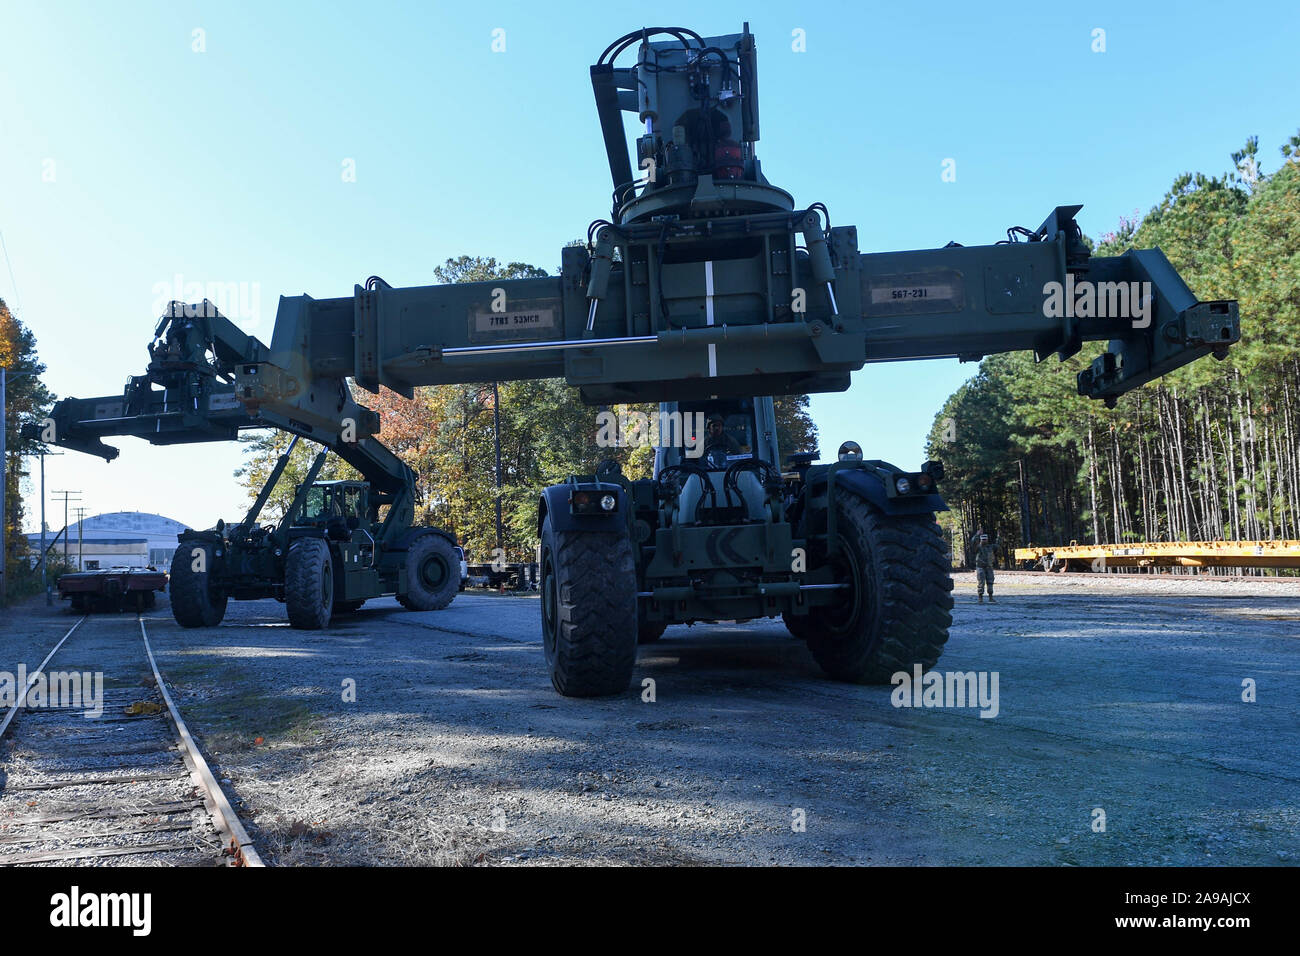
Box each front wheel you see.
[285,538,334,629]
[169,543,227,628]
[540,514,637,696]
[804,499,953,683]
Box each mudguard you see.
[538,481,631,535]
[809,467,948,517]
[388,526,459,551]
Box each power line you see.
[0,228,22,316]
[73,506,88,570]
[51,490,80,564]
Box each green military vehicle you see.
[167,433,460,630]
[32,24,1237,695]
[538,396,951,695]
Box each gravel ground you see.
[1,571,1296,866]
[0,611,226,866]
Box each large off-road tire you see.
[782,610,816,642]
[804,498,953,683]
[285,537,334,629]
[169,544,228,628]
[540,515,637,697]
[396,534,459,611]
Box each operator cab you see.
[700,407,754,471]
[655,398,771,473]
[654,398,780,525]
[295,480,370,530]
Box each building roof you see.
[26,534,147,546]
[26,511,187,543]
[75,512,187,535]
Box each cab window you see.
[300,487,327,522]
[342,486,364,520]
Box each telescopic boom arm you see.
[32,25,1238,483]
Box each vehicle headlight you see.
[895,476,911,494]
[600,494,616,511]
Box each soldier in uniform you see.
[969,528,998,604]
[704,413,742,456]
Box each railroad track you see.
[0,614,261,866]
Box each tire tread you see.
[544,525,637,696]
[805,498,954,683]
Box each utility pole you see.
[38,449,61,604]
[73,506,88,570]
[52,490,80,566]
[492,381,504,559]
[1017,458,1033,547]
[39,449,45,602]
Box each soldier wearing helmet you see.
[969,528,999,604]
[704,412,741,456]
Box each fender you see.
[388,525,458,551]
[538,481,631,535]
[808,467,948,518]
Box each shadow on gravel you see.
[123,586,1300,866]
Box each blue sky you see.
[2,0,1297,531]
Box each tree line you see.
[927,130,1300,568]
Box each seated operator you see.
[704,413,742,456]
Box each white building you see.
[27,511,188,570]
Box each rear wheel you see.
[782,611,816,642]
[540,514,637,696]
[397,534,459,611]
[286,538,334,629]
[169,543,227,628]
[804,498,953,683]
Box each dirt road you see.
[3,572,1296,865]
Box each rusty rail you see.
[137,617,264,866]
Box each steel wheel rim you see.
[541,549,558,660]
[823,536,871,638]
[420,553,449,590]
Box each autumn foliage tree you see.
[237,254,819,565]
[1,298,55,593]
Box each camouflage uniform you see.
[971,535,997,602]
